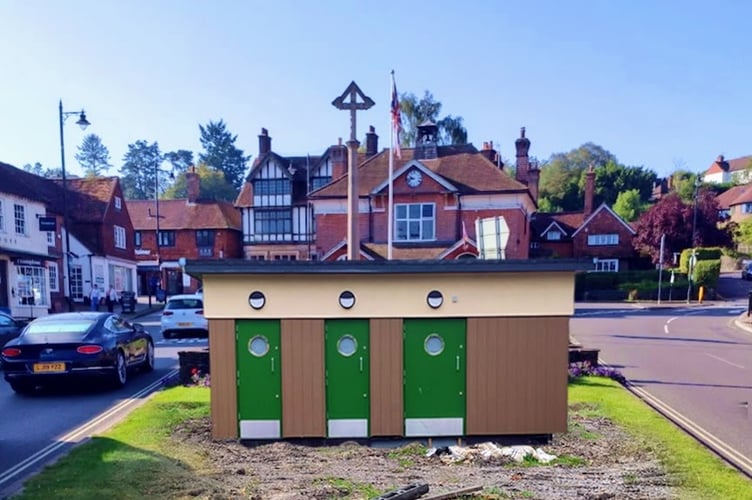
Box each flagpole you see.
[387,71,395,260]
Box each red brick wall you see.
[136,229,242,262]
[572,210,635,259]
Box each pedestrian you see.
[106,285,119,313]
[89,284,101,311]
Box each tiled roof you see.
[63,177,118,223]
[310,145,527,197]
[530,211,585,239]
[705,155,752,175]
[127,199,241,231]
[0,161,64,211]
[362,243,450,260]
[716,184,752,209]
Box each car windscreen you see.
[25,320,95,335]
[166,298,203,310]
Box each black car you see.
[1,312,154,394]
[742,264,752,280]
[0,312,28,348]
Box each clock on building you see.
[406,169,423,188]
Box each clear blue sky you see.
[1,0,749,179]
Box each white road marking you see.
[664,324,669,334]
[704,353,745,369]
[0,370,178,488]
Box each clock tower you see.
[414,121,438,160]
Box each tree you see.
[164,149,194,173]
[538,143,618,212]
[632,193,691,265]
[119,140,164,200]
[593,161,657,207]
[22,162,61,178]
[162,163,237,202]
[633,190,733,265]
[75,134,112,176]
[198,120,249,191]
[612,189,645,222]
[734,218,752,250]
[399,91,468,146]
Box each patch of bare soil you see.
[171,404,682,499]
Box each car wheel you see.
[143,340,155,372]
[112,350,127,387]
[9,380,34,395]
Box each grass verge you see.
[570,376,752,499]
[10,378,752,499]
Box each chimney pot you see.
[717,154,724,162]
[258,128,271,155]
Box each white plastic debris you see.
[425,442,557,464]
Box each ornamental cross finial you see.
[332,81,375,142]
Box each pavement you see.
[67,295,163,321]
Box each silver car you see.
[160,295,208,339]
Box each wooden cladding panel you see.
[281,319,326,437]
[209,319,238,439]
[466,317,569,435]
[369,318,404,436]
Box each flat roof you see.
[185,258,592,276]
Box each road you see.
[0,310,208,496]
[572,293,752,475]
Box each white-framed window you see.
[587,233,619,246]
[395,203,435,241]
[114,225,126,249]
[14,203,26,235]
[15,265,48,306]
[0,199,4,232]
[546,230,562,241]
[593,259,619,272]
[743,203,752,214]
[272,254,297,261]
[48,262,59,292]
[114,196,122,210]
[47,231,54,246]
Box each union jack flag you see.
[391,72,402,159]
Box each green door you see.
[403,318,466,436]
[325,319,369,438]
[236,319,281,439]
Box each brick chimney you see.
[480,141,498,164]
[258,128,271,156]
[527,159,540,203]
[365,126,378,157]
[515,127,531,184]
[331,138,347,179]
[584,165,595,216]
[186,166,200,204]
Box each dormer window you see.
[546,230,562,241]
[114,196,122,210]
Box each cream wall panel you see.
[202,272,574,319]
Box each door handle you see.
[271,357,275,373]
[359,356,363,372]
[456,355,460,371]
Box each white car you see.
[160,294,208,339]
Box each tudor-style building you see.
[235,125,541,261]
[530,166,638,271]
[127,169,242,295]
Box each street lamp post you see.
[686,175,701,303]
[150,166,173,305]
[58,100,90,311]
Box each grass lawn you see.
[10,378,752,499]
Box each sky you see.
[1,1,750,179]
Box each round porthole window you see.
[337,335,357,357]
[249,335,269,357]
[338,290,356,309]
[425,334,444,356]
[427,290,443,309]
[248,291,266,310]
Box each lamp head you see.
[76,111,91,130]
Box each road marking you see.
[0,370,178,489]
[704,353,745,369]
[664,325,669,334]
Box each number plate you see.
[33,362,66,373]
[178,322,192,327]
